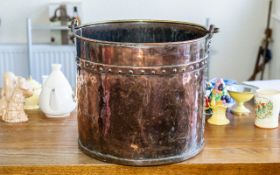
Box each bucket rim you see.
[72,19,210,47]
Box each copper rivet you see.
[140,70,145,73]
[118,70,122,73]
[162,70,166,73]
[151,70,156,74]
[181,68,186,72]
[99,67,103,71]
[173,68,177,73]
[129,70,133,74]
[108,68,112,72]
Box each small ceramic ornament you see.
[39,64,76,118]
[0,72,32,123]
[205,82,214,114]
[24,77,42,110]
[205,78,232,125]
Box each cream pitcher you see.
[255,89,280,128]
[39,64,76,118]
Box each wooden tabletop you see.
[0,106,279,175]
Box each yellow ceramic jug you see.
[24,77,41,110]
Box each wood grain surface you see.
[0,105,279,175]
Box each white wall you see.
[271,0,280,79]
[0,0,272,82]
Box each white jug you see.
[39,64,76,118]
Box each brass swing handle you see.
[206,25,219,53]
[70,17,80,33]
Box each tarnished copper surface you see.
[73,20,216,166]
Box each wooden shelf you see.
[0,106,279,175]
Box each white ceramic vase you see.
[39,64,76,118]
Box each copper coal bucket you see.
[72,19,217,166]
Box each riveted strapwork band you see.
[77,56,208,75]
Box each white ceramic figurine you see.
[0,72,32,123]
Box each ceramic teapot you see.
[39,64,76,118]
